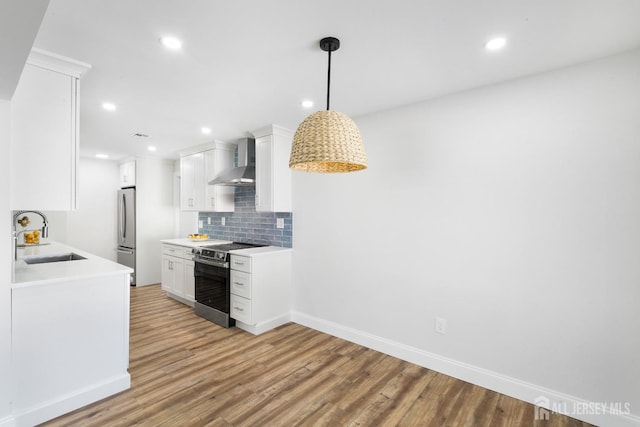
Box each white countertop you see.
[160,238,231,248]
[229,246,293,256]
[161,238,292,255]
[13,241,133,287]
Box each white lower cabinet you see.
[161,244,195,304]
[229,249,292,335]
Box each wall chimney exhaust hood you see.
[209,138,256,186]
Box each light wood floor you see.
[42,284,594,427]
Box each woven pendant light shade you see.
[289,110,367,173]
[289,36,367,173]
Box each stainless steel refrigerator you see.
[117,187,136,285]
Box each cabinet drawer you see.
[180,247,194,259]
[162,245,180,257]
[230,295,252,324]
[230,270,251,299]
[230,255,251,273]
[162,245,193,260]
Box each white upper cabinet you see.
[180,152,205,211]
[180,141,235,212]
[119,160,136,188]
[204,147,235,212]
[10,49,91,211]
[252,125,293,212]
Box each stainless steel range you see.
[192,242,264,327]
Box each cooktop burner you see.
[193,242,266,262]
[203,242,265,251]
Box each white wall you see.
[292,49,640,426]
[66,158,119,260]
[44,157,174,283]
[39,159,119,259]
[0,101,12,423]
[135,158,175,285]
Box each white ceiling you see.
[31,0,640,161]
[0,0,49,100]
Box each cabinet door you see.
[193,154,205,210]
[180,156,194,210]
[183,259,195,302]
[254,129,293,212]
[11,64,77,210]
[180,153,205,211]
[119,161,135,188]
[161,256,174,292]
[254,135,272,212]
[171,257,185,297]
[204,148,235,212]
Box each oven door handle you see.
[194,257,229,269]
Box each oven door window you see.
[194,262,230,313]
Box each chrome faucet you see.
[12,210,49,260]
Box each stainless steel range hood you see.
[209,138,256,186]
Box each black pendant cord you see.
[319,37,339,111]
[326,49,332,111]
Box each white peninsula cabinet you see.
[230,247,292,335]
[12,242,131,426]
[10,48,91,211]
[252,125,293,212]
[180,141,235,212]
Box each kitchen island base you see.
[11,258,131,426]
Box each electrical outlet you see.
[221,217,225,226]
[198,220,203,228]
[207,217,211,225]
[435,317,447,334]
[276,218,285,229]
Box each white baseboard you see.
[11,373,130,427]
[291,311,640,427]
[236,313,290,335]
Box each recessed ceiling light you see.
[301,100,314,108]
[95,153,109,159]
[201,127,212,135]
[485,37,507,51]
[160,36,182,50]
[102,102,116,111]
[147,146,157,152]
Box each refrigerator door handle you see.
[121,193,127,241]
[117,248,134,255]
[118,194,122,243]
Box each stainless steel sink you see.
[23,253,87,265]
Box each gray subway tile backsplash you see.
[198,186,292,248]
